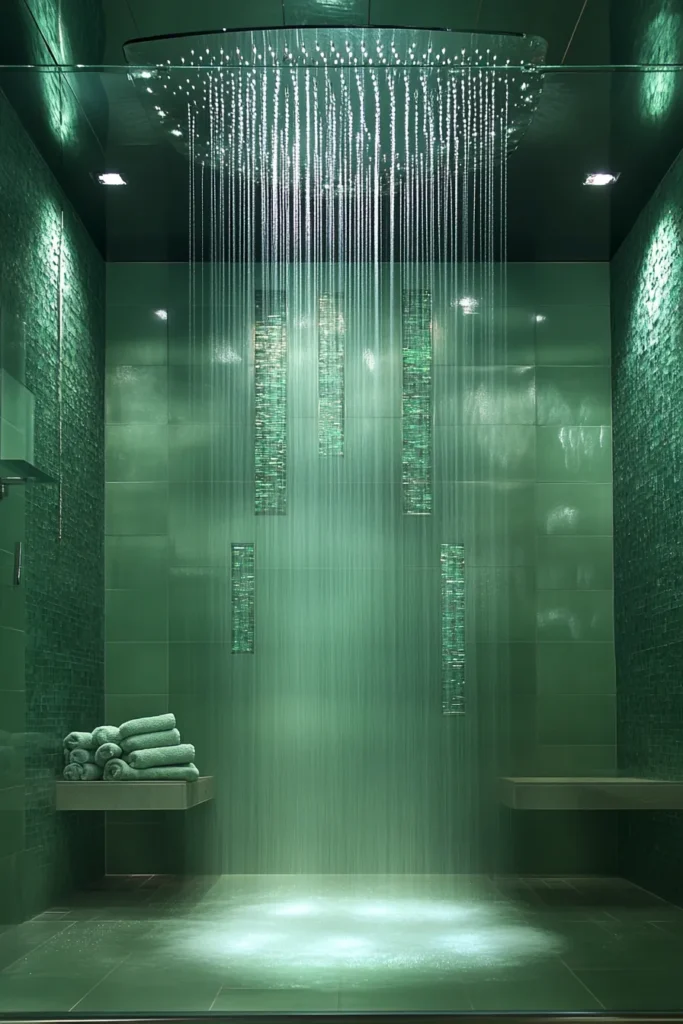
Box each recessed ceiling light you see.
[98,172,126,186]
[154,309,168,321]
[535,314,546,323]
[171,128,182,137]
[584,172,620,187]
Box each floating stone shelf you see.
[501,776,683,811]
[56,776,214,811]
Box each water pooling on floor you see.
[5,874,683,1012]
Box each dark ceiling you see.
[2,0,683,262]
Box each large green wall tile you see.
[435,366,536,424]
[0,627,24,691]
[168,364,251,423]
[536,536,614,590]
[168,568,230,643]
[0,548,25,631]
[168,422,252,483]
[168,482,249,567]
[106,305,168,367]
[0,690,25,787]
[537,590,614,642]
[105,366,168,424]
[535,306,611,365]
[433,306,536,367]
[536,366,612,425]
[537,642,616,694]
[437,482,536,567]
[435,425,536,481]
[105,693,170,726]
[105,425,169,482]
[105,482,168,536]
[536,483,613,536]
[106,262,170,308]
[105,536,169,589]
[105,642,168,695]
[105,588,168,642]
[533,263,609,304]
[537,426,612,482]
[468,567,536,642]
[538,694,616,745]
[537,744,616,775]
[0,786,24,861]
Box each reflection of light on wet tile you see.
[166,879,563,987]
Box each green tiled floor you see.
[1,875,683,1013]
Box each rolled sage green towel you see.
[64,731,95,751]
[104,759,198,782]
[120,728,180,754]
[69,748,96,765]
[125,743,195,770]
[95,742,122,767]
[92,725,120,747]
[63,762,102,781]
[118,714,176,741]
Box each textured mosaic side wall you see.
[0,88,105,922]
[612,144,683,905]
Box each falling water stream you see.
[128,28,546,876]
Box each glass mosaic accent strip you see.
[231,542,255,653]
[318,293,345,456]
[441,543,465,715]
[402,289,432,514]
[255,289,287,514]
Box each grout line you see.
[1,919,77,973]
[562,0,590,64]
[561,959,607,1010]
[68,949,134,1012]
[208,983,224,1012]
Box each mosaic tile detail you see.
[318,292,345,456]
[441,543,465,715]
[402,289,432,514]
[612,144,683,901]
[231,542,255,654]
[0,89,105,913]
[255,289,287,515]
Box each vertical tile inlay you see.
[441,543,465,715]
[318,293,345,456]
[231,542,255,653]
[402,289,432,514]
[255,289,287,514]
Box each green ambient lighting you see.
[441,544,465,715]
[639,6,682,123]
[636,206,681,340]
[402,290,432,515]
[254,290,287,515]
[231,543,255,653]
[318,293,345,456]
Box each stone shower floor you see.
[1,874,683,1014]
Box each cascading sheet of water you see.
[127,28,546,874]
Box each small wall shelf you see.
[56,776,214,811]
[500,776,683,811]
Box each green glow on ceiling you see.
[639,6,682,123]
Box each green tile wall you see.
[612,140,683,904]
[105,260,614,875]
[0,85,105,921]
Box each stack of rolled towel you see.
[62,714,198,782]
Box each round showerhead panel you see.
[125,27,547,182]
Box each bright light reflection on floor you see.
[168,878,563,988]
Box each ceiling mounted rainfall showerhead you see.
[125,27,547,187]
